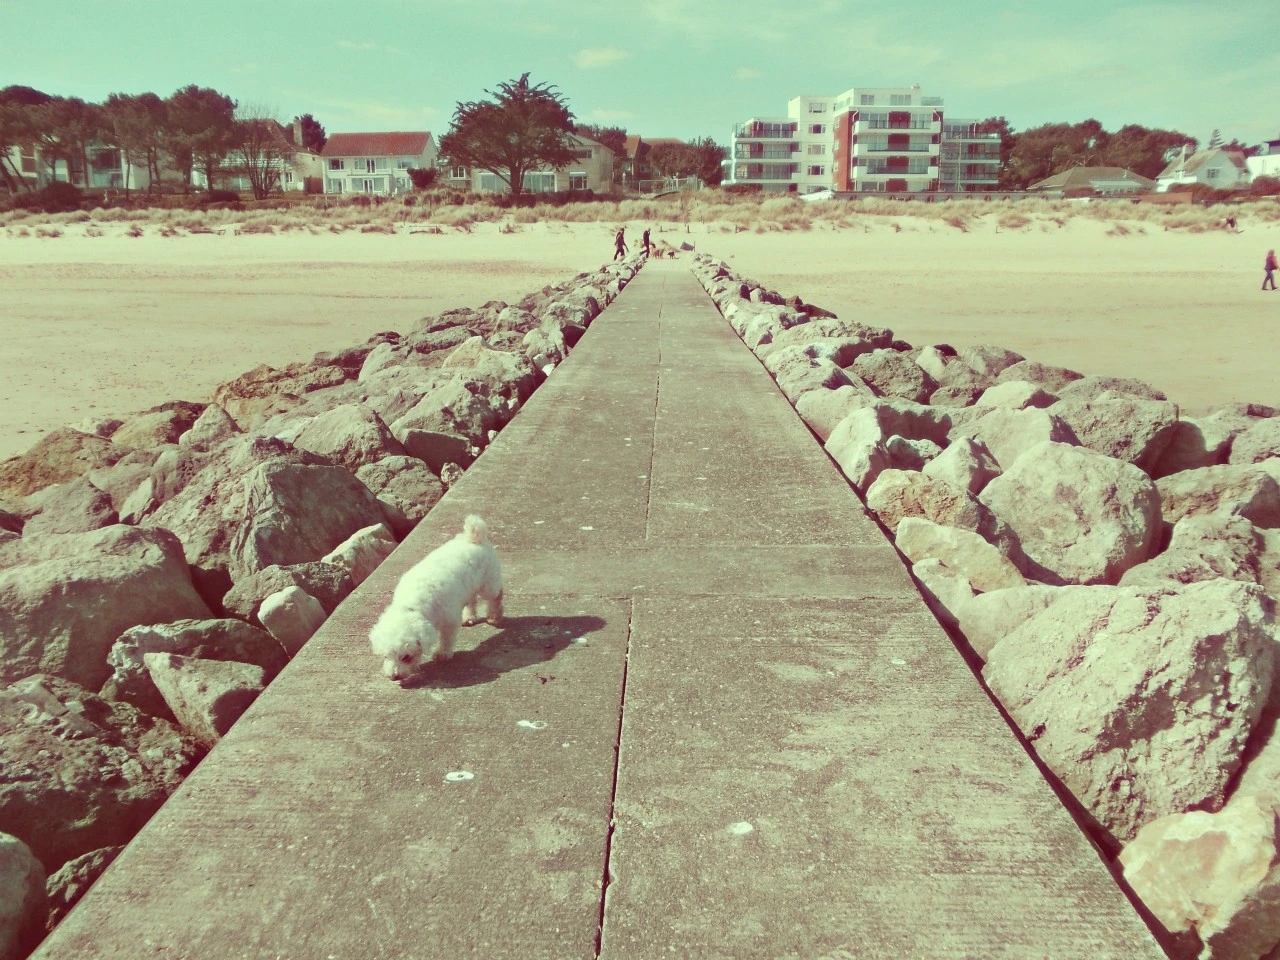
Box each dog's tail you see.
[462,514,490,545]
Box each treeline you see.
[0,84,326,199]
[979,117,1231,188]
[572,123,727,186]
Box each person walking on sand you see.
[613,227,628,261]
[1265,249,1278,291]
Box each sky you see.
[2,0,1276,147]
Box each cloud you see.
[585,108,637,122]
[573,47,631,69]
[336,39,378,50]
[305,96,441,129]
[733,67,762,80]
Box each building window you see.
[283,171,294,184]
[890,94,912,105]
[569,172,588,190]
[395,177,409,190]
[451,166,468,179]
[366,159,377,172]
[326,178,343,193]
[573,149,593,159]
[860,94,876,105]
[1205,168,1219,180]
[328,158,344,170]
[807,144,826,155]
[808,102,826,113]
[809,124,825,135]
[808,165,826,176]
[20,151,36,173]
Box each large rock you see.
[20,477,118,537]
[823,408,889,493]
[956,584,1069,661]
[221,561,355,626]
[1055,376,1167,403]
[177,403,241,450]
[0,833,45,960]
[973,380,1056,411]
[356,456,444,539]
[110,403,205,450]
[1120,795,1280,960]
[43,845,121,931]
[993,359,1083,393]
[0,429,131,500]
[1119,514,1263,589]
[229,460,387,582]
[771,355,854,405]
[257,586,327,656]
[100,618,287,721]
[211,360,349,428]
[1048,397,1179,473]
[895,517,1024,592]
[287,403,407,472]
[912,559,975,631]
[1157,463,1280,530]
[851,349,937,404]
[983,580,1276,844]
[390,378,506,448]
[0,674,200,873]
[884,436,942,471]
[756,317,892,358]
[960,344,1024,380]
[864,470,1006,542]
[1149,411,1254,479]
[0,526,211,689]
[980,441,1161,585]
[1230,419,1280,466]
[921,436,1001,496]
[438,337,536,405]
[950,407,1079,471]
[321,524,396,587]
[144,653,266,748]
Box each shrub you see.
[406,167,438,190]
[201,189,241,205]
[18,181,85,214]
[1250,176,1280,197]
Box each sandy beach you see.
[2,213,1278,461]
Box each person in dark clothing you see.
[613,227,628,261]
[641,228,651,256]
[1265,249,1278,291]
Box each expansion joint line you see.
[594,597,634,957]
[643,289,663,537]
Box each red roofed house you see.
[320,131,437,195]
[620,135,684,190]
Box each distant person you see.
[1265,249,1278,291]
[641,228,651,256]
[614,227,628,261]
[1225,215,1238,232]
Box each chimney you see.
[292,119,304,147]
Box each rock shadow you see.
[401,614,608,690]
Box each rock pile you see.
[0,257,643,949]
[692,253,1280,960]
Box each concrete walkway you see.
[35,261,1166,959]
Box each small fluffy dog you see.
[369,515,504,681]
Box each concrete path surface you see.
[34,260,1167,959]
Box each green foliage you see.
[293,113,327,152]
[572,123,627,159]
[1250,176,1280,197]
[1003,119,1197,188]
[12,180,84,212]
[644,137,727,185]
[104,92,166,193]
[437,73,576,198]
[164,85,238,191]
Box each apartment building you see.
[730,85,998,195]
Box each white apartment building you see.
[320,131,437,195]
[730,85,997,195]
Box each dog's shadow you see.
[401,614,608,690]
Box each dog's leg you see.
[484,590,504,626]
[434,618,461,660]
[461,599,479,626]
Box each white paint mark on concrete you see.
[534,520,545,524]
[891,658,907,666]
[728,821,755,836]
[444,771,474,783]
[580,525,594,531]
[571,637,589,645]
[517,720,548,730]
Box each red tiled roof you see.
[321,132,432,158]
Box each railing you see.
[921,96,945,106]
[734,145,797,159]
[860,120,935,130]
[864,164,931,175]
[733,123,796,139]
[856,145,934,154]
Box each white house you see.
[320,131,436,195]
[1247,139,1280,181]
[192,120,321,193]
[1155,146,1250,192]
[5,142,154,193]
[462,133,615,194]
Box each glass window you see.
[808,165,826,176]
[569,172,588,190]
[808,102,826,113]
[809,124,825,135]
[326,178,343,192]
[860,94,876,105]
[807,144,826,155]
[1205,168,1220,180]
[328,158,344,170]
[890,94,912,105]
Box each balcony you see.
[733,123,796,139]
[859,119,936,131]
[864,164,932,176]
[856,145,936,155]
[734,144,798,160]
[733,163,797,181]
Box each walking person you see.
[1265,249,1278,291]
[613,227,628,261]
[641,227,651,257]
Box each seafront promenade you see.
[33,261,1166,959]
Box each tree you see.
[437,73,576,199]
[164,85,237,192]
[646,141,687,178]
[975,116,1017,188]
[1208,128,1223,149]
[573,123,627,157]
[688,136,727,186]
[104,92,167,195]
[645,138,726,185]
[0,86,52,191]
[1100,125,1196,179]
[292,113,327,153]
[232,105,292,199]
[28,96,103,186]
[406,167,438,189]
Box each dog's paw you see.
[431,649,454,662]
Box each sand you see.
[2,214,1278,462]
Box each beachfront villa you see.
[320,131,437,196]
[728,85,1000,195]
[1246,138,1280,181]
[1026,166,1155,198]
[1154,145,1251,193]
[450,132,615,195]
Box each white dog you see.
[369,515,504,681]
